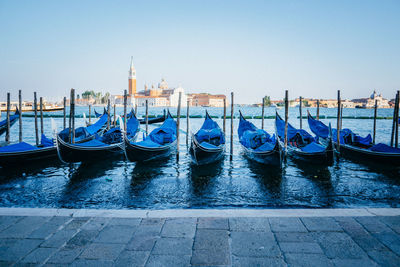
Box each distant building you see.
[352,91,390,108]
[187,93,227,107]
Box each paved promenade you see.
[0,208,399,266]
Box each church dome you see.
[159,78,168,89]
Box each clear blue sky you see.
[1,0,399,103]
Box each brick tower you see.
[128,56,136,95]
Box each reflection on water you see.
[0,106,400,209]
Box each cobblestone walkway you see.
[0,211,399,266]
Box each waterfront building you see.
[187,93,227,107]
[352,91,390,108]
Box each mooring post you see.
[40,97,44,135]
[176,92,182,160]
[135,102,138,117]
[123,90,127,132]
[34,92,39,146]
[317,99,320,120]
[299,96,302,129]
[68,93,72,143]
[71,89,75,144]
[261,97,265,130]
[395,91,400,148]
[145,100,149,136]
[390,91,398,147]
[340,104,344,130]
[5,93,10,144]
[113,104,116,126]
[373,99,378,144]
[19,90,22,142]
[284,90,289,155]
[186,99,189,147]
[336,90,341,152]
[107,99,111,130]
[223,98,226,134]
[88,105,91,125]
[163,109,166,118]
[230,92,234,161]
[63,96,66,130]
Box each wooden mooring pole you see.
[299,96,302,129]
[123,90,127,132]
[63,97,66,130]
[316,99,320,120]
[145,100,149,136]
[284,90,289,155]
[340,104,343,130]
[395,91,400,148]
[113,104,116,127]
[176,92,182,160]
[34,92,39,146]
[186,100,189,147]
[261,97,265,130]
[88,105,91,125]
[19,90,22,142]
[5,93,10,144]
[390,91,399,147]
[135,102,138,117]
[336,90,341,152]
[223,98,226,134]
[107,99,111,130]
[230,92,234,161]
[71,89,75,144]
[373,99,378,144]
[40,97,44,135]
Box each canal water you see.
[0,106,399,209]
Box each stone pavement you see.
[0,208,399,266]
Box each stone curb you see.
[0,207,399,218]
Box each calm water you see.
[0,106,399,209]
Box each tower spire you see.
[128,57,137,95]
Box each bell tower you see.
[128,56,136,95]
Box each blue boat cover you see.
[369,143,400,153]
[275,113,315,143]
[126,114,139,139]
[98,127,122,144]
[195,113,225,147]
[0,142,38,152]
[134,139,162,148]
[308,114,371,146]
[199,141,218,149]
[94,109,102,118]
[301,142,326,153]
[87,113,108,135]
[41,134,54,147]
[238,113,276,152]
[133,112,176,147]
[59,127,90,142]
[73,139,108,147]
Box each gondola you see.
[0,134,57,167]
[189,111,225,165]
[124,111,177,162]
[0,108,19,136]
[58,111,109,144]
[238,111,282,166]
[308,111,400,165]
[276,112,334,165]
[94,109,102,118]
[138,114,166,124]
[57,114,139,163]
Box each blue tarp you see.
[41,134,54,147]
[126,114,139,139]
[98,127,122,144]
[73,139,108,147]
[134,112,176,147]
[87,113,108,135]
[369,143,400,153]
[308,114,372,146]
[59,127,90,142]
[199,141,218,149]
[275,113,315,143]
[195,113,225,146]
[301,142,326,153]
[238,113,276,152]
[0,142,38,152]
